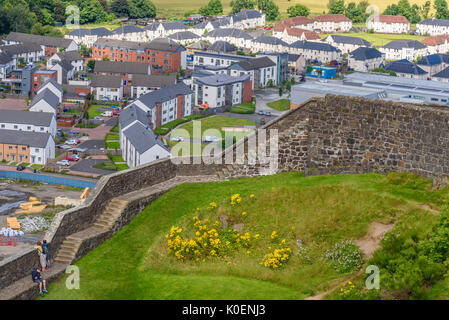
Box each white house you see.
[228,56,277,89]
[348,47,385,72]
[367,15,410,34]
[0,52,13,80]
[313,14,352,32]
[47,51,84,72]
[417,18,449,36]
[0,43,45,68]
[49,60,76,85]
[203,28,254,49]
[0,110,56,137]
[193,51,251,68]
[145,22,188,40]
[65,27,114,47]
[380,40,428,61]
[168,31,200,46]
[324,35,371,55]
[29,88,59,114]
[230,9,266,29]
[251,36,290,53]
[130,74,177,99]
[0,129,54,165]
[272,24,320,44]
[111,25,147,42]
[121,121,170,168]
[421,34,449,54]
[90,75,123,101]
[37,78,63,103]
[290,41,342,63]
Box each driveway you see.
[78,140,105,151]
[70,159,113,175]
[254,88,290,117]
[76,122,114,140]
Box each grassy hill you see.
[43,172,449,300]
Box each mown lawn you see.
[230,103,256,114]
[43,172,448,300]
[267,99,291,111]
[321,32,426,47]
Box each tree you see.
[99,0,110,13]
[328,0,346,14]
[87,60,96,72]
[53,0,66,23]
[230,0,255,14]
[419,1,431,19]
[434,0,449,19]
[278,86,283,96]
[111,0,129,17]
[129,0,157,18]
[345,2,363,22]
[286,4,310,17]
[79,0,108,24]
[199,0,223,16]
[383,4,400,15]
[257,0,279,21]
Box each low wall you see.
[0,171,96,189]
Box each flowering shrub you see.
[230,194,241,205]
[260,248,291,269]
[325,240,364,273]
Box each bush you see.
[325,240,364,273]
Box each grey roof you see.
[418,18,449,27]
[417,54,444,66]
[39,78,63,94]
[0,110,54,126]
[433,66,449,78]
[0,43,43,55]
[138,82,193,109]
[132,74,176,87]
[0,51,12,64]
[187,40,210,50]
[55,59,74,72]
[119,104,150,129]
[194,50,251,61]
[207,41,236,52]
[94,60,150,75]
[91,75,122,88]
[229,56,276,71]
[193,21,221,29]
[233,9,263,22]
[122,121,167,154]
[67,27,113,37]
[349,47,383,60]
[195,73,250,86]
[6,32,74,48]
[31,88,59,109]
[112,25,144,34]
[385,59,427,75]
[145,22,187,31]
[291,40,340,52]
[54,50,83,61]
[253,36,288,46]
[382,40,427,50]
[148,38,185,52]
[288,53,301,62]
[328,35,371,46]
[205,28,253,40]
[168,31,200,41]
[0,129,51,148]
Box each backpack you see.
[31,268,39,280]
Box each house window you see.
[0,124,4,128]
[22,147,26,151]
[40,127,44,131]
[27,126,31,130]
[35,148,39,152]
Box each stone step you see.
[66,236,82,242]
[97,215,117,223]
[54,257,72,264]
[55,252,75,261]
[57,249,77,257]
[59,244,79,252]
[93,222,111,230]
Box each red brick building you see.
[92,38,186,74]
[31,70,58,95]
[93,60,151,86]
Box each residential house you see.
[385,59,428,79]
[380,40,428,61]
[0,130,54,165]
[186,40,210,66]
[168,31,200,46]
[0,52,14,80]
[111,25,147,42]
[193,73,252,109]
[49,60,75,85]
[65,27,114,47]
[145,22,188,40]
[416,53,447,76]
[94,60,151,87]
[90,75,124,101]
[130,74,177,98]
[203,28,254,49]
[29,88,59,114]
[5,32,79,58]
[228,56,277,89]
[0,110,56,137]
[432,65,449,82]
[5,64,38,95]
[121,121,170,168]
[348,47,385,72]
[130,82,193,128]
[193,51,251,67]
[37,78,63,103]
[276,16,314,31]
[417,18,449,36]
[31,70,58,95]
[230,9,266,29]
[47,51,84,72]
[191,21,223,36]
[0,43,44,68]
[288,54,306,74]
[251,36,290,53]
[421,34,449,54]
[207,41,237,54]
[313,14,352,32]
[272,24,320,44]
[257,52,289,84]
[324,35,371,54]
[367,15,410,34]
[290,41,341,63]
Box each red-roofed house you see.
[280,17,314,30]
[313,14,352,32]
[421,35,449,54]
[273,24,320,44]
[367,15,410,34]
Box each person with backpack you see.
[42,240,51,269]
[36,241,46,270]
[31,268,48,297]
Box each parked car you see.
[171,136,184,142]
[204,136,220,142]
[94,116,104,121]
[258,110,264,115]
[56,160,70,166]
[112,111,120,116]
[16,165,26,171]
[65,139,80,145]
[67,154,80,161]
[101,111,112,117]
[265,111,272,116]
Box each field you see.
[43,172,449,300]
[152,0,431,18]
[321,32,427,47]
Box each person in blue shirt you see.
[31,268,48,297]
[42,240,51,269]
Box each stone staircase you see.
[54,236,82,265]
[93,199,128,230]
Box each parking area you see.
[0,98,27,111]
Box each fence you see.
[0,171,96,189]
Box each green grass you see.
[75,123,100,129]
[88,105,105,118]
[43,172,448,300]
[110,122,119,133]
[20,162,30,167]
[171,115,255,142]
[321,32,427,47]
[31,164,44,170]
[116,164,130,171]
[65,109,81,114]
[9,162,17,166]
[105,133,119,141]
[93,160,129,171]
[107,154,125,163]
[105,141,120,149]
[153,115,208,136]
[230,103,256,114]
[266,99,291,111]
